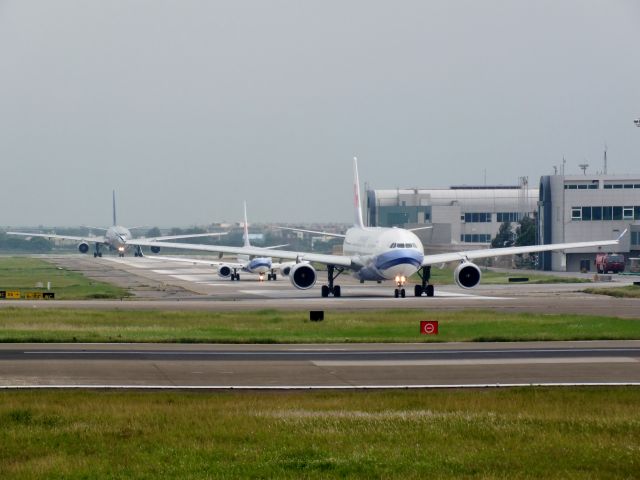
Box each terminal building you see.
[365,183,538,251]
[538,174,640,271]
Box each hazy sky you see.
[1,1,639,227]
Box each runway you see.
[1,341,639,388]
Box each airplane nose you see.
[375,249,423,279]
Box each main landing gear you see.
[230,269,241,281]
[134,246,143,257]
[267,269,277,281]
[93,244,102,258]
[414,266,435,297]
[321,265,344,298]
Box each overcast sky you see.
[1,1,639,227]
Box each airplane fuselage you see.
[343,226,424,282]
[105,226,133,252]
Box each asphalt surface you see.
[1,254,639,389]
[1,341,639,388]
[1,254,639,316]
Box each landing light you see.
[117,246,125,252]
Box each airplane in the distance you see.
[8,191,226,258]
[147,202,290,281]
[128,158,626,298]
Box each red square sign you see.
[420,320,439,335]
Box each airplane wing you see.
[127,239,354,267]
[421,231,626,266]
[7,232,107,244]
[145,255,242,269]
[274,226,346,238]
[148,232,228,241]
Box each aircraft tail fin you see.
[112,190,117,226]
[243,201,251,247]
[353,157,365,229]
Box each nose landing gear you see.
[394,275,407,298]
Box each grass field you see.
[583,285,640,298]
[0,388,638,479]
[0,257,128,300]
[0,308,639,343]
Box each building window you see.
[604,184,613,189]
[588,184,598,189]
[635,207,640,220]
[571,208,582,220]
[624,184,634,189]
[603,206,613,220]
[613,184,623,189]
[592,206,603,221]
[634,185,640,189]
[632,232,640,245]
[462,234,491,243]
[464,212,491,223]
[623,207,634,220]
[497,212,520,222]
[613,206,623,220]
[581,207,591,221]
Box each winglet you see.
[616,229,628,242]
[353,157,365,229]
[112,190,117,226]
[243,201,251,247]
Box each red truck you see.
[595,253,625,274]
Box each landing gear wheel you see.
[94,253,98,258]
[426,285,434,297]
[98,253,102,258]
[394,288,399,298]
[400,288,406,298]
[321,285,330,298]
[272,273,277,281]
[414,285,423,297]
[333,285,341,298]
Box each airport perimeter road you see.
[1,341,639,388]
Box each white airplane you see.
[147,202,290,281]
[128,158,626,298]
[8,191,225,258]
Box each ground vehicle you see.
[595,253,625,274]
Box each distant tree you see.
[169,227,183,236]
[146,227,161,238]
[515,215,536,246]
[491,221,514,248]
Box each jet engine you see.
[454,262,482,289]
[78,242,89,254]
[279,262,296,277]
[150,246,161,253]
[217,265,232,279]
[289,262,316,290]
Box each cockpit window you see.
[389,243,396,248]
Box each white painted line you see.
[313,357,638,367]
[1,383,639,390]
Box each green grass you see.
[420,266,591,285]
[0,308,639,343]
[583,285,640,298]
[0,388,639,478]
[0,257,128,300]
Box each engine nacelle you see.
[218,265,232,279]
[279,262,296,277]
[150,246,161,254]
[289,262,316,290]
[78,242,89,254]
[454,262,482,289]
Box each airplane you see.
[147,202,290,281]
[127,158,626,298]
[8,191,226,258]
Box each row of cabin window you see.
[571,206,640,221]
